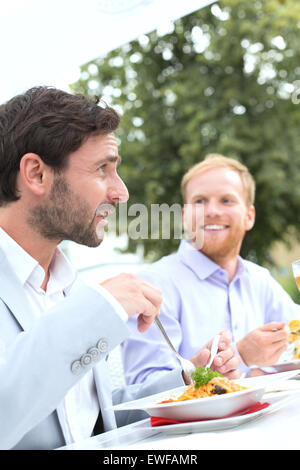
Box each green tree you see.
[72,0,300,265]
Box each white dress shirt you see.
[0,228,127,445]
[123,240,300,383]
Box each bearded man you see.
[122,154,300,384]
[0,88,239,450]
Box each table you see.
[58,390,300,451]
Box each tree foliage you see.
[72,0,300,265]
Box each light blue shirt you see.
[122,240,300,383]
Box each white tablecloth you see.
[58,390,300,451]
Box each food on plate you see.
[174,376,247,401]
[158,367,247,403]
[287,320,300,358]
[292,339,300,359]
[289,319,300,342]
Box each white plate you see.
[273,343,300,373]
[272,359,300,373]
[113,383,265,422]
[112,371,299,422]
[145,392,298,435]
[237,370,300,389]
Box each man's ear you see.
[19,153,53,196]
[245,205,255,232]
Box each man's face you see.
[28,133,129,247]
[183,167,255,262]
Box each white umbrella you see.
[0,0,215,103]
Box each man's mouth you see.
[202,224,229,231]
[96,203,116,217]
[95,203,116,226]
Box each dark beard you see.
[27,175,102,247]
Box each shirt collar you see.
[47,248,76,295]
[0,227,76,293]
[177,239,248,281]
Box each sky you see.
[0,0,214,103]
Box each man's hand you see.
[100,273,162,332]
[237,321,289,367]
[189,330,242,380]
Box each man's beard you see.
[200,224,246,263]
[27,175,102,247]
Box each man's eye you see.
[98,164,107,173]
[195,199,204,204]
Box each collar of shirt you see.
[177,239,248,283]
[0,227,76,295]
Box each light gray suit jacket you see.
[0,247,184,450]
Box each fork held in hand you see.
[154,317,196,377]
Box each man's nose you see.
[108,174,129,204]
[205,200,222,217]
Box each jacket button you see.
[97,338,109,353]
[71,360,82,375]
[87,347,100,360]
[80,353,93,367]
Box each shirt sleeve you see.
[88,283,128,323]
[231,341,250,376]
[121,268,184,385]
[235,266,300,376]
[262,270,300,324]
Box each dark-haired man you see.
[0,87,239,450]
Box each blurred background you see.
[2,0,300,295]
[68,0,300,303]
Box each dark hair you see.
[0,86,120,205]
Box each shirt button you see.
[71,360,82,375]
[80,353,93,367]
[97,338,109,353]
[87,347,100,360]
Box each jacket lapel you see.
[0,247,37,331]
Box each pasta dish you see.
[289,319,300,341]
[159,376,247,404]
[293,341,300,359]
[288,320,300,359]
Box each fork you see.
[206,334,221,369]
[154,317,196,377]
